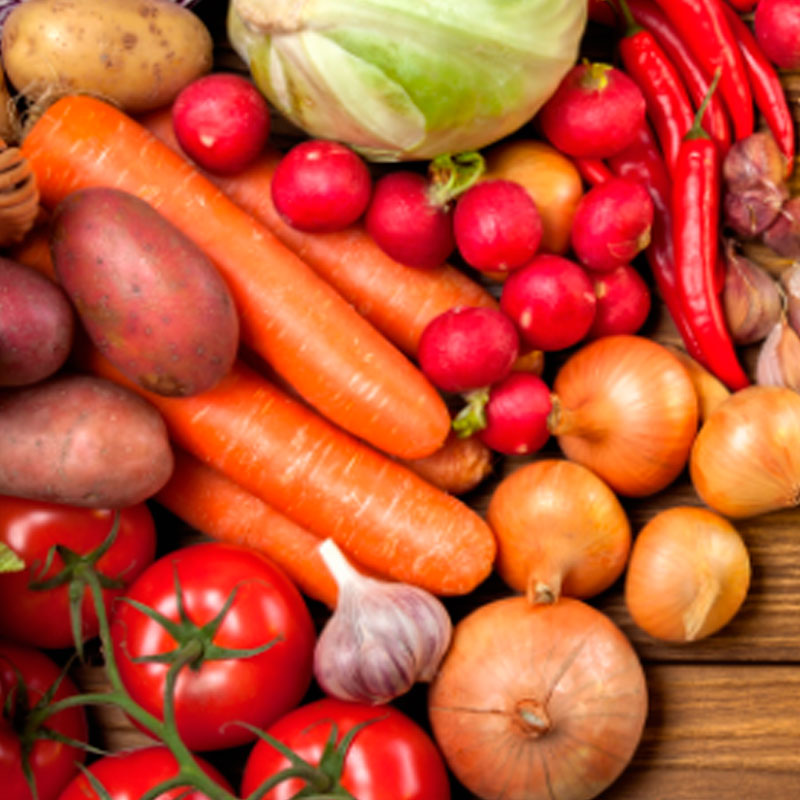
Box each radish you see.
[270,139,372,232]
[453,179,543,273]
[755,0,800,70]
[586,264,652,339]
[570,177,654,272]
[418,306,520,393]
[454,372,552,456]
[172,73,271,174]
[500,254,597,351]
[365,171,455,268]
[537,61,646,159]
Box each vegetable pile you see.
[0,0,797,799]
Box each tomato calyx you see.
[121,566,281,672]
[243,717,381,799]
[27,512,125,659]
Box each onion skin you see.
[487,459,631,602]
[428,596,648,800]
[624,506,751,642]
[690,385,800,518]
[549,335,699,497]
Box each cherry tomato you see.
[0,496,157,650]
[56,745,234,800]
[240,698,452,800]
[0,640,89,800]
[110,542,316,752]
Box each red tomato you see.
[0,496,157,649]
[0,640,89,800]
[110,542,316,751]
[240,698,452,800]
[56,745,233,800]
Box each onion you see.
[547,335,699,497]
[690,385,800,518]
[625,506,751,642]
[428,596,648,800]
[487,459,631,602]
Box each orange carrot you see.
[83,348,496,597]
[20,94,450,460]
[155,448,340,608]
[140,107,498,358]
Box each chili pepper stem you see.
[686,69,722,141]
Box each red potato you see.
[0,256,74,386]
[571,177,655,272]
[0,374,174,508]
[271,139,372,232]
[418,306,520,393]
[500,254,597,351]
[755,0,800,70]
[172,73,271,174]
[51,187,239,397]
[537,61,647,159]
[453,179,543,273]
[365,171,455,268]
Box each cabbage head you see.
[227,0,587,162]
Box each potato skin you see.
[0,256,75,387]
[51,186,239,397]
[1,0,213,113]
[0,374,174,508]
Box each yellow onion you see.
[487,459,631,603]
[625,506,751,642]
[690,385,800,518]
[548,335,699,497]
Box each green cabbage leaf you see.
[227,0,587,161]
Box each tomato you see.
[56,745,233,800]
[110,542,316,751]
[0,496,157,650]
[240,698,452,800]
[0,640,89,800]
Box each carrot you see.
[140,107,498,358]
[155,448,340,608]
[82,347,497,597]
[20,94,450,460]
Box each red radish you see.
[453,179,543,273]
[500,254,597,351]
[271,139,372,232]
[418,306,520,393]
[172,73,271,174]
[755,0,800,70]
[587,264,652,339]
[365,171,454,268]
[571,176,655,272]
[455,372,552,456]
[537,61,647,159]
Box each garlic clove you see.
[762,195,800,258]
[755,318,800,392]
[780,263,800,334]
[721,241,783,345]
[313,539,453,705]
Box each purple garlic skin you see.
[762,196,800,259]
[313,539,453,705]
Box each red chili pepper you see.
[608,122,705,362]
[572,156,614,187]
[672,74,750,390]
[625,0,732,157]
[653,0,754,141]
[615,0,696,173]
[721,4,796,174]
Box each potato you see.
[0,256,75,387]
[51,186,239,397]
[1,0,213,113]
[0,374,174,507]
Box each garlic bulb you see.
[755,318,800,391]
[313,539,453,705]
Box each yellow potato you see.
[1,0,213,113]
